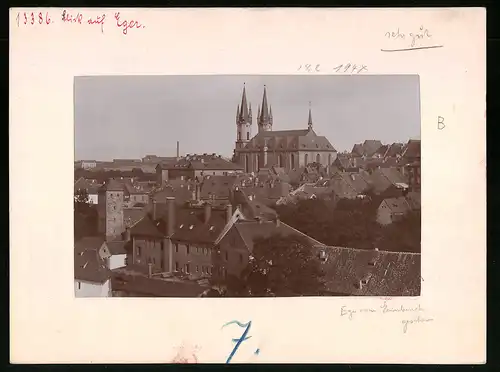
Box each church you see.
[232,84,337,174]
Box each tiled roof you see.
[244,129,336,151]
[369,168,408,194]
[129,216,164,239]
[384,143,404,158]
[382,197,411,214]
[363,140,383,156]
[319,246,421,296]
[405,191,421,210]
[150,185,193,204]
[402,139,421,159]
[233,220,324,252]
[106,240,129,255]
[100,178,125,192]
[200,175,238,200]
[153,205,229,244]
[124,207,148,228]
[74,238,111,283]
[74,177,101,194]
[229,188,278,220]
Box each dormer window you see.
[189,225,194,230]
[179,224,184,228]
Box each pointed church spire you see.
[308,101,313,130]
[257,104,261,120]
[260,85,270,120]
[249,102,252,117]
[239,83,249,121]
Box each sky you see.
[74,75,421,161]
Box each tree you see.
[241,234,326,296]
[379,210,421,253]
[74,189,98,240]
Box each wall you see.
[88,193,98,205]
[74,279,111,297]
[172,242,214,275]
[299,151,337,168]
[133,237,164,272]
[216,226,250,278]
[109,254,126,270]
[376,202,392,225]
[130,194,149,204]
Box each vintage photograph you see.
[74,75,421,298]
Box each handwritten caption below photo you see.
[14,10,145,35]
[340,299,434,334]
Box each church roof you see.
[242,129,336,152]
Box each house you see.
[156,154,243,184]
[126,197,244,277]
[199,175,239,204]
[74,177,101,204]
[316,246,421,296]
[238,180,292,207]
[74,237,112,297]
[123,180,150,206]
[214,218,325,279]
[368,167,408,195]
[104,240,129,270]
[229,186,278,221]
[376,195,419,225]
[351,140,383,158]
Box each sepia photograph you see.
[74,75,421,298]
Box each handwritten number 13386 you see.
[15,12,52,27]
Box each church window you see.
[247,132,250,140]
[291,154,295,168]
[316,154,321,164]
[238,132,241,140]
[304,154,309,165]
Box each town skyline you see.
[74,75,421,161]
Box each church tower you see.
[235,84,252,149]
[257,85,273,133]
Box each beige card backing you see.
[9,8,486,364]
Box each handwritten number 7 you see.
[222,320,252,363]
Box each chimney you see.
[152,199,157,220]
[195,183,201,201]
[176,141,180,159]
[166,197,176,236]
[204,202,212,224]
[275,217,281,227]
[225,204,233,224]
[123,227,131,242]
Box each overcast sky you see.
[74,75,420,161]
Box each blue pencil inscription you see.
[221,320,253,363]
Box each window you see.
[213,172,216,175]
[136,246,141,257]
[316,154,321,163]
[238,132,241,140]
[225,251,229,261]
[175,244,179,253]
[175,261,179,271]
[186,264,190,273]
[196,265,199,272]
[246,132,250,140]
[77,282,81,290]
[186,245,190,254]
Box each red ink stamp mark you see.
[170,343,200,364]
[114,12,145,35]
